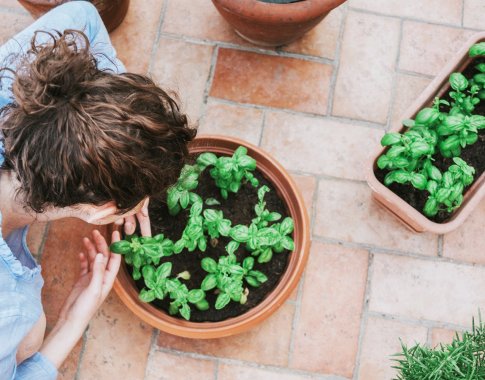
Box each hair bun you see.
[12,30,98,114]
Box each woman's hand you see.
[57,229,121,328]
[40,229,121,368]
[114,198,151,236]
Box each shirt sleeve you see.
[14,353,57,380]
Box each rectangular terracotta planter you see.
[367,32,485,234]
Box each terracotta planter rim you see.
[113,135,311,338]
[213,0,346,23]
[366,31,485,234]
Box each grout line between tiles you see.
[326,1,348,116]
[287,271,306,367]
[207,97,387,131]
[143,329,160,379]
[157,31,336,65]
[257,110,267,147]
[151,345,349,380]
[213,359,220,380]
[312,235,485,269]
[74,324,91,380]
[385,19,404,132]
[395,68,436,80]
[199,45,220,126]
[147,0,169,75]
[367,310,468,332]
[348,6,482,32]
[437,235,444,257]
[352,252,374,380]
[426,327,433,347]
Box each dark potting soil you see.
[375,58,485,223]
[129,156,291,322]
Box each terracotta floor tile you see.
[261,111,383,180]
[26,221,48,258]
[145,350,215,380]
[78,292,153,380]
[463,0,485,30]
[210,49,332,115]
[198,99,264,145]
[290,174,317,216]
[349,0,462,26]
[110,0,164,74]
[157,303,295,367]
[291,242,368,377]
[431,328,457,348]
[399,21,474,77]
[358,316,427,380]
[150,37,214,121]
[0,10,32,45]
[442,200,485,265]
[332,11,400,124]
[41,218,100,327]
[314,178,439,255]
[282,5,344,60]
[161,0,246,45]
[369,254,485,326]
[390,74,432,128]
[218,363,309,380]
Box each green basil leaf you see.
[449,72,469,91]
[173,239,185,254]
[167,187,180,211]
[168,303,179,316]
[426,180,438,195]
[410,141,431,158]
[423,198,438,217]
[427,165,442,182]
[281,236,295,251]
[258,248,273,264]
[109,240,132,255]
[215,293,231,310]
[415,107,440,126]
[139,289,156,303]
[377,155,391,169]
[469,42,485,57]
[469,115,485,130]
[201,257,218,273]
[179,303,191,320]
[243,257,254,271]
[249,270,268,283]
[154,287,166,300]
[410,173,427,190]
[257,185,270,201]
[229,225,250,243]
[156,262,172,279]
[201,274,217,291]
[203,209,219,223]
[245,276,260,287]
[226,241,240,255]
[198,238,207,252]
[187,289,205,304]
[197,152,218,168]
[381,132,402,146]
[132,266,141,281]
[402,119,415,128]
[179,190,190,209]
[237,155,257,170]
[267,212,282,222]
[233,146,248,158]
[229,264,245,276]
[195,299,209,311]
[142,265,156,285]
[279,217,294,235]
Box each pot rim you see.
[212,0,347,23]
[366,31,485,234]
[112,135,311,338]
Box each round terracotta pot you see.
[211,0,346,46]
[17,0,130,32]
[111,135,311,339]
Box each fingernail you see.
[95,253,105,262]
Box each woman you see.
[0,2,195,379]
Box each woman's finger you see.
[79,253,89,276]
[88,253,107,295]
[82,236,98,271]
[92,230,109,257]
[124,214,136,235]
[114,217,125,226]
[136,211,151,237]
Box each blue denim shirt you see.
[0,2,124,379]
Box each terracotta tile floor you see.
[2,0,484,379]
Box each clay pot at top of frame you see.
[211,0,347,47]
[366,32,485,234]
[17,0,130,32]
[111,135,311,339]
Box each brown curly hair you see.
[0,29,196,214]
